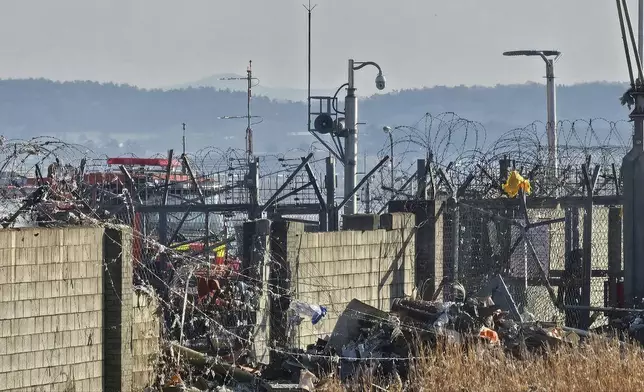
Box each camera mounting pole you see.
[344,59,386,216]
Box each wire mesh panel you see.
[455,203,507,294]
[523,208,565,322]
[447,198,623,329]
[587,206,612,328]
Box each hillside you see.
[0,78,631,156]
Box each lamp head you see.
[503,50,561,58]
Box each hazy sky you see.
[0,0,637,95]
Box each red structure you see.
[106,157,181,167]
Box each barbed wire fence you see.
[0,113,632,387]
[375,114,630,331]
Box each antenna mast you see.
[217,62,262,162]
[304,1,317,148]
[246,60,253,162]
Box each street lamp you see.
[344,59,386,216]
[383,126,394,193]
[503,50,561,183]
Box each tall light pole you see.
[344,59,386,215]
[503,50,561,184]
[383,126,394,194]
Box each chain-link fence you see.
[436,196,623,330]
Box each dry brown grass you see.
[315,338,644,392]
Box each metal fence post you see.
[608,207,623,307]
[580,163,600,329]
[158,212,168,245]
[248,158,260,220]
[452,198,460,282]
[325,157,337,231]
[204,211,210,267]
[563,207,582,327]
[417,159,428,201]
[443,197,460,285]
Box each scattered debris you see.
[298,370,317,391]
[287,300,328,326]
[155,276,609,390]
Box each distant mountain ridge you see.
[166,73,334,102]
[0,78,631,157]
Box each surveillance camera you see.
[375,73,386,90]
[383,126,392,133]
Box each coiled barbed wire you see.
[371,114,632,206]
[0,114,632,227]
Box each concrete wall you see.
[0,226,160,392]
[275,213,416,348]
[388,200,444,300]
[243,219,272,366]
[132,291,161,389]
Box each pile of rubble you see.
[158,276,611,391]
[274,295,585,386]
